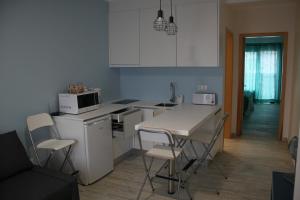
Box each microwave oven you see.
[59,90,101,114]
[192,93,216,105]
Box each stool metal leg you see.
[204,145,227,180]
[60,146,72,171]
[44,150,55,168]
[177,174,181,200]
[137,156,154,200]
[168,159,175,194]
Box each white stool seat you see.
[37,139,76,151]
[146,145,182,160]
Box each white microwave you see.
[192,93,216,105]
[59,90,101,114]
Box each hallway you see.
[79,131,293,200]
[243,104,280,138]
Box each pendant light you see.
[165,0,177,35]
[153,0,167,31]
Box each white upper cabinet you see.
[176,1,219,67]
[108,0,220,67]
[109,10,140,66]
[140,8,177,67]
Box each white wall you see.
[293,2,300,199]
[229,2,297,139]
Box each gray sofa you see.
[0,130,80,200]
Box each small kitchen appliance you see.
[192,92,216,105]
[59,89,101,114]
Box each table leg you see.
[168,159,175,194]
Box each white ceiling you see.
[225,0,295,4]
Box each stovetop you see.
[112,99,140,105]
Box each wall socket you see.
[197,84,208,92]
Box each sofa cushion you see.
[0,167,79,200]
[0,131,33,180]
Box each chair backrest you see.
[27,113,54,133]
[208,112,228,149]
[137,128,175,146]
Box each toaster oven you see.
[192,93,216,105]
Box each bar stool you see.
[27,113,77,174]
[189,112,229,194]
[136,128,192,200]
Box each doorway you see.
[236,33,288,140]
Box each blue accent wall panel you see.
[0,0,120,141]
[120,67,223,104]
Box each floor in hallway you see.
[243,104,280,138]
[79,134,293,200]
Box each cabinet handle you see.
[123,109,141,116]
[85,117,109,126]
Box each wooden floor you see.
[79,132,293,200]
[243,104,280,138]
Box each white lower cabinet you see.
[133,108,165,150]
[54,115,113,185]
[113,109,142,159]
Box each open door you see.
[224,29,234,138]
[236,32,288,140]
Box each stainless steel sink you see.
[155,103,178,107]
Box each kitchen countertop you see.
[135,103,221,137]
[55,103,128,121]
[56,100,221,125]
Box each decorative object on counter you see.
[165,0,177,35]
[153,0,167,31]
[175,95,184,104]
[68,83,87,94]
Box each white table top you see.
[135,104,221,137]
[55,103,128,121]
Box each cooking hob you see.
[112,99,140,105]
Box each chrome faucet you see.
[170,82,176,103]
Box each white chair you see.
[189,112,229,194]
[136,128,192,200]
[27,113,77,174]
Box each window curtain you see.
[244,43,282,103]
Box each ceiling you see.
[225,0,295,4]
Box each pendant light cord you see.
[170,0,173,16]
[160,0,162,10]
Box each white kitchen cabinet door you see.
[133,108,165,150]
[109,10,140,66]
[140,8,177,67]
[113,110,142,159]
[176,1,219,67]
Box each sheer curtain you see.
[244,43,282,103]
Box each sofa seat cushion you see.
[0,167,79,200]
[0,131,33,180]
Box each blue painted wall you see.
[0,0,120,141]
[120,67,224,104]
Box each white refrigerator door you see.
[84,116,113,184]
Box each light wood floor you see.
[79,133,293,200]
[243,104,280,138]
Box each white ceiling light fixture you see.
[165,0,177,35]
[153,0,167,31]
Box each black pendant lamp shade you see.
[153,0,167,31]
[165,0,177,35]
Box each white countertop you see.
[56,100,221,131]
[55,103,128,121]
[135,104,221,137]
